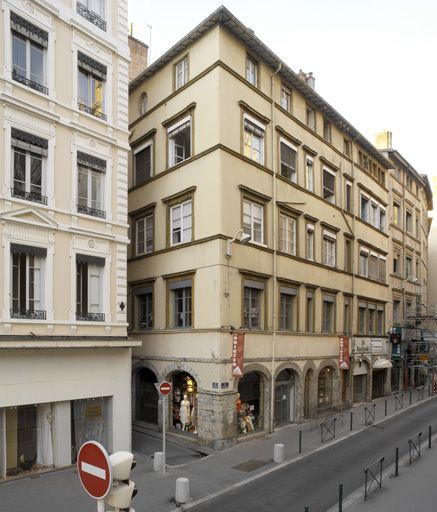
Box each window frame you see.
[279,285,298,331]
[280,85,291,112]
[345,180,352,213]
[279,137,298,183]
[77,156,106,219]
[135,214,154,256]
[76,255,105,321]
[322,167,336,204]
[242,196,265,246]
[133,139,153,186]
[245,54,258,86]
[306,104,316,131]
[323,119,331,143]
[132,284,153,330]
[305,156,314,192]
[170,198,193,247]
[322,293,336,333]
[243,114,265,165]
[174,55,189,90]
[167,276,193,329]
[242,278,266,330]
[322,230,336,267]
[167,114,192,168]
[279,213,297,256]
[306,289,315,332]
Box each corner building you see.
[128,7,395,448]
[0,0,138,477]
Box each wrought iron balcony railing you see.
[76,312,105,322]
[78,102,107,121]
[11,309,47,320]
[12,69,49,95]
[76,2,107,31]
[77,204,106,219]
[11,188,48,205]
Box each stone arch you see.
[232,363,272,391]
[274,361,303,381]
[132,361,159,425]
[163,362,202,389]
[273,363,302,426]
[302,362,317,419]
[302,360,317,379]
[315,359,339,377]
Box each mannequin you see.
[179,394,190,431]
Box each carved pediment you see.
[0,207,58,229]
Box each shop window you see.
[11,244,46,320]
[76,254,105,321]
[168,116,192,167]
[243,115,265,164]
[237,372,262,434]
[318,367,333,407]
[280,138,297,182]
[279,214,296,255]
[11,128,48,205]
[77,151,106,219]
[77,52,107,120]
[322,168,335,204]
[279,286,297,331]
[171,372,197,434]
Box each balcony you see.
[77,204,106,219]
[78,102,107,121]
[11,309,47,320]
[11,188,48,205]
[76,2,107,31]
[76,312,105,322]
[12,69,48,95]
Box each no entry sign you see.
[159,381,172,395]
[77,441,112,499]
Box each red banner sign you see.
[339,335,350,370]
[232,333,244,378]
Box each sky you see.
[128,0,437,189]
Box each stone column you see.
[196,391,237,449]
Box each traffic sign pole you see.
[163,395,166,474]
[97,499,105,512]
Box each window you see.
[281,86,291,111]
[306,105,316,130]
[358,304,366,335]
[175,56,189,90]
[11,128,48,204]
[246,55,258,86]
[344,297,351,334]
[11,244,46,319]
[393,299,401,324]
[306,290,314,332]
[167,115,192,167]
[76,255,105,321]
[322,168,335,204]
[306,223,314,261]
[405,256,412,278]
[322,231,336,267]
[322,294,335,333]
[360,194,369,222]
[170,199,192,245]
[243,115,265,164]
[370,201,378,227]
[243,279,264,329]
[393,251,401,275]
[136,215,153,255]
[243,199,263,244]
[77,52,106,120]
[77,152,106,218]
[11,13,48,95]
[377,306,384,335]
[416,259,420,280]
[169,278,192,328]
[279,214,296,255]
[134,140,152,186]
[415,215,420,238]
[305,157,314,192]
[345,239,352,273]
[343,139,351,157]
[405,211,413,233]
[378,256,386,283]
[393,202,401,226]
[368,305,376,335]
[379,208,386,232]
[76,0,106,31]
[279,286,297,331]
[132,285,153,330]
[369,253,378,281]
[359,248,369,277]
[280,139,297,182]
[345,181,352,212]
[323,119,331,142]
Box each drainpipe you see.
[270,62,281,433]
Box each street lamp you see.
[226,228,251,258]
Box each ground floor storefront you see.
[0,344,135,479]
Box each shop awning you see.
[373,358,393,369]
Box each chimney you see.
[128,35,148,81]
[298,69,307,81]
[375,130,393,150]
[298,69,315,90]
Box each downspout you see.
[270,62,281,433]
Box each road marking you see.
[81,462,106,480]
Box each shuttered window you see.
[134,142,152,185]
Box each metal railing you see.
[364,456,384,500]
[364,404,376,426]
[78,102,107,121]
[320,417,336,443]
[12,69,48,95]
[11,188,48,205]
[408,432,422,465]
[76,2,107,31]
[77,204,106,219]
[10,309,46,320]
[76,312,105,322]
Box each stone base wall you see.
[197,391,237,449]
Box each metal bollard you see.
[299,430,302,454]
[429,426,432,449]
[350,411,353,431]
[409,390,412,405]
[153,451,164,472]
[338,483,343,512]
[385,399,387,416]
[175,477,190,504]
[395,447,399,477]
[304,506,309,512]
[273,443,285,463]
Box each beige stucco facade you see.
[0,0,138,478]
[127,7,428,447]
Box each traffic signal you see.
[106,451,138,512]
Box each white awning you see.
[373,358,393,369]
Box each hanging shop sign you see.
[232,332,245,378]
[339,335,350,370]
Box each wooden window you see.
[243,115,265,164]
[279,214,297,255]
[134,140,153,186]
[246,55,258,86]
[174,56,189,90]
[280,138,297,182]
[322,168,335,204]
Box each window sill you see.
[11,76,53,101]
[76,105,109,124]
[75,210,110,223]
[12,71,48,96]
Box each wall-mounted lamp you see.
[119,301,126,312]
[226,228,251,258]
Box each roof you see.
[129,6,391,169]
[382,149,434,211]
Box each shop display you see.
[172,373,198,434]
